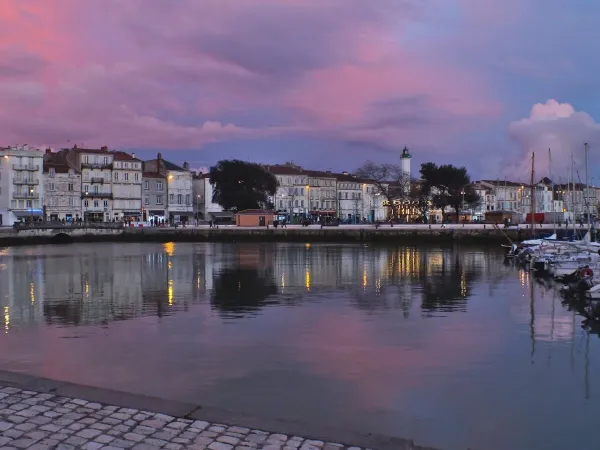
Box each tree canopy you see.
[419,162,480,219]
[354,161,410,217]
[209,160,278,211]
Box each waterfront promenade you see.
[0,376,433,450]
[0,222,536,246]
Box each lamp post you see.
[29,187,34,222]
[460,190,465,223]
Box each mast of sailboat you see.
[549,148,555,234]
[571,151,576,235]
[585,142,591,234]
[530,152,535,235]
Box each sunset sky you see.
[1,0,600,180]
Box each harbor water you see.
[0,242,598,450]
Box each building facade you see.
[192,173,232,222]
[266,164,309,222]
[65,146,114,222]
[0,145,45,225]
[144,154,193,224]
[306,170,337,220]
[336,172,363,222]
[43,150,82,221]
[112,152,143,221]
[142,172,167,223]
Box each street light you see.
[29,187,34,221]
[461,190,465,223]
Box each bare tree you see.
[355,161,411,219]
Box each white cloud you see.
[505,99,600,183]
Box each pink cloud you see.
[0,0,502,151]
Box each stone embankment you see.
[0,223,531,246]
[0,371,439,450]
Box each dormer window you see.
[49,168,55,178]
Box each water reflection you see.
[0,243,504,329]
[0,243,599,450]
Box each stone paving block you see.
[112,438,137,449]
[77,428,102,439]
[82,443,104,450]
[218,435,240,446]
[0,436,12,446]
[0,422,12,432]
[10,438,36,448]
[94,434,116,444]
[208,442,233,450]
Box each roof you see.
[333,172,361,182]
[145,158,186,171]
[265,164,305,175]
[142,172,165,179]
[478,180,524,188]
[237,209,276,214]
[43,150,79,174]
[113,151,141,162]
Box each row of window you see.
[47,197,76,207]
[144,181,164,190]
[10,200,39,209]
[339,192,362,200]
[277,200,336,209]
[48,183,75,192]
[83,200,109,209]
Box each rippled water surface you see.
[0,242,599,450]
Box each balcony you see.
[12,164,39,171]
[81,192,113,199]
[81,162,112,169]
[90,177,105,184]
[13,178,39,185]
[13,192,39,199]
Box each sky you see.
[1,0,600,181]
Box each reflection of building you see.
[0,145,45,225]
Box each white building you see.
[43,149,82,222]
[65,146,114,222]
[0,145,45,225]
[336,172,363,222]
[192,173,234,222]
[144,154,193,224]
[112,152,143,221]
[306,170,337,220]
[360,182,386,222]
[266,164,310,221]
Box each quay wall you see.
[0,226,531,247]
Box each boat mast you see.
[571,151,576,235]
[585,142,591,234]
[530,152,535,235]
[549,148,555,234]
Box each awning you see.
[123,211,142,216]
[12,210,43,217]
[148,210,165,215]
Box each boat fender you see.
[581,268,594,278]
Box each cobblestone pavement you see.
[0,386,373,450]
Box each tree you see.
[409,181,431,222]
[419,162,480,221]
[209,160,279,211]
[354,161,409,218]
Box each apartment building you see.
[191,173,234,222]
[335,172,363,222]
[265,164,309,221]
[144,153,193,224]
[64,146,114,222]
[142,172,167,223]
[43,150,82,221]
[0,145,45,225]
[306,170,337,219]
[112,152,143,221]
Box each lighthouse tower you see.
[400,146,411,193]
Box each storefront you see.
[84,211,105,222]
[123,211,143,222]
[12,209,44,222]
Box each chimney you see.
[73,144,78,149]
[342,171,348,175]
[157,152,162,160]
[183,162,189,170]
[101,145,108,151]
[45,148,52,154]
[132,153,136,159]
